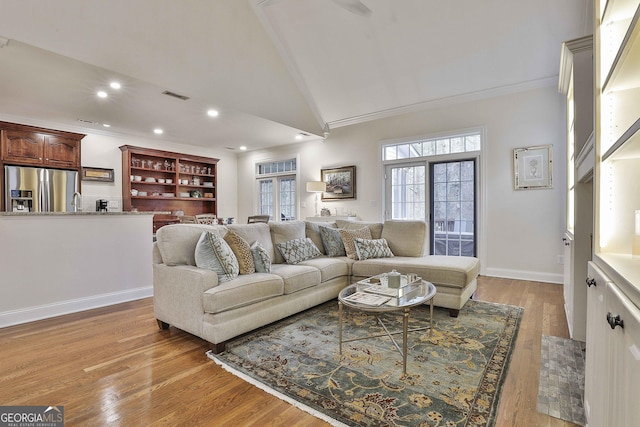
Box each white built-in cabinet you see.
[559,35,594,342]
[585,262,640,426]
[585,0,640,425]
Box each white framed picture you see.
[513,145,552,190]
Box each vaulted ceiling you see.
[0,0,591,151]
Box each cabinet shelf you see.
[120,145,218,232]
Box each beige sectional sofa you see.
[152,219,480,353]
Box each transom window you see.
[383,133,481,161]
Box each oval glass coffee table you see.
[338,280,437,375]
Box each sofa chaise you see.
[152,219,480,353]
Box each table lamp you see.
[306,181,326,216]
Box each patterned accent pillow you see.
[275,238,322,264]
[319,226,346,257]
[250,240,271,273]
[353,238,395,260]
[339,227,372,260]
[194,231,239,283]
[224,230,255,275]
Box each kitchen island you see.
[0,211,155,327]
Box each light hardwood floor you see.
[0,276,580,427]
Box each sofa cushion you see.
[250,241,271,273]
[194,231,239,283]
[353,238,394,260]
[381,220,428,257]
[298,257,350,282]
[270,221,306,264]
[224,230,255,275]
[270,264,321,294]
[351,255,480,289]
[202,273,284,314]
[305,221,334,255]
[339,227,372,259]
[335,220,383,239]
[276,238,322,264]
[228,223,275,262]
[319,225,346,257]
[156,223,227,266]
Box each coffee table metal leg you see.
[403,308,409,375]
[338,301,343,355]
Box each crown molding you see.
[327,76,559,129]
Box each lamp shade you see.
[306,181,326,192]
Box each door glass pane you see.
[431,159,476,256]
[259,179,273,217]
[389,165,426,220]
[279,177,296,221]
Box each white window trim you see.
[253,154,301,221]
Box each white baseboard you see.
[0,286,153,328]
[484,268,563,285]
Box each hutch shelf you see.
[120,145,218,233]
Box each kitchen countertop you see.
[0,211,164,216]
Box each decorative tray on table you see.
[356,273,422,299]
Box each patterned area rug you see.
[207,299,523,427]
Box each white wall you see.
[237,85,567,283]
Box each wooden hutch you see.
[120,145,218,233]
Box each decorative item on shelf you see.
[321,208,331,217]
[306,181,327,216]
[190,190,202,198]
[193,177,200,185]
[204,193,214,198]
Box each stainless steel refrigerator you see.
[4,165,79,212]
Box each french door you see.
[385,158,477,256]
[430,159,476,256]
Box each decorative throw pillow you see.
[339,227,372,260]
[275,238,322,264]
[250,241,271,273]
[353,238,395,260]
[319,226,346,257]
[223,230,255,274]
[194,231,239,283]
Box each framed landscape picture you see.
[513,145,552,190]
[321,165,356,200]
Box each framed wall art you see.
[81,167,115,182]
[513,145,552,190]
[321,165,356,200]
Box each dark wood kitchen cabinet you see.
[0,121,83,169]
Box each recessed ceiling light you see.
[97,91,108,98]
[295,134,303,140]
[207,109,219,117]
[102,123,111,128]
[239,146,247,151]
[154,128,164,135]
[110,81,121,90]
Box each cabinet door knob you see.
[606,312,624,330]
[586,277,596,287]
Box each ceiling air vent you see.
[162,90,190,101]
